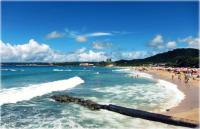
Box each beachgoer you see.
[178,74,181,80]
[171,74,174,80]
[184,73,189,85]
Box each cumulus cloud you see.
[120,51,147,60]
[178,36,200,48]
[0,39,109,62]
[166,41,176,49]
[78,50,107,62]
[152,35,163,43]
[149,35,181,50]
[110,50,147,60]
[0,39,150,62]
[0,39,66,62]
[45,31,65,39]
[149,34,164,49]
[92,41,112,50]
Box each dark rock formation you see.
[51,95,101,110]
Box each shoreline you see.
[133,67,199,122]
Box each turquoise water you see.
[1,66,187,129]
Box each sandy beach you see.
[132,67,200,123]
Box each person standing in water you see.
[178,72,181,81]
[184,73,190,86]
[171,74,174,80]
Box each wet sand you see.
[139,67,199,122]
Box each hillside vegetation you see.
[115,48,199,68]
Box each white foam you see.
[53,69,92,72]
[0,76,84,105]
[112,67,185,111]
[95,72,100,74]
[53,69,72,71]
[129,71,153,79]
[112,68,130,72]
[76,70,91,71]
[156,79,185,111]
[93,81,184,112]
[113,68,153,79]
[1,69,24,72]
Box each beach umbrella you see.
[175,68,181,72]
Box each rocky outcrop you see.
[51,95,101,110]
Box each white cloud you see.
[152,35,163,43]
[0,39,109,62]
[110,50,147,60]
[65,28,78,37]
[76,36,87,42]
[149,34,164,49]
[179,36,200,48]
[75,32,112,43]
[166,41,176,49]
[47,28,113,42]
[1,39,153,62]
[46,28,120,43]
[45,31,65,39]
[0,39,66,62]
[85,32,112,37]
[120,51,147,60]
[92,41,112,50]
[78,50,107,62]
[149,35,180,50]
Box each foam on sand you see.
[112,67,185,111]
[156,79,185,110]
[0,76,84,105]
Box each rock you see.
[51,95,101,110]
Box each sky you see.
[1,1,199,62]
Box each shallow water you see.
[1,66,187,129]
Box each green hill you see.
[115,48,199,68]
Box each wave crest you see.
[53,69,72,72]
[0,76,84,105]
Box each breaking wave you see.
[53,69,72,72]
[111,67,185,111]
[0,76,84,105]
[1,69,24,72]
[113,68,153,79]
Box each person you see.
[178,73,181,80]
[171,74,174,80]
[184,73,190,86]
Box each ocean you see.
[1,65,187,129]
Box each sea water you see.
[0,66,187,129]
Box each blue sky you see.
[1,1,199,62]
